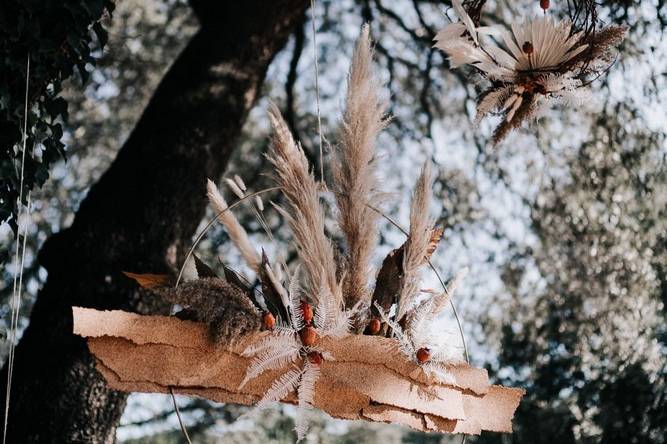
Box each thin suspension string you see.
[6,193,31,397]
[309,0,325,182]
[170,388,193,444]
[3,54,30,444]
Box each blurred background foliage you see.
[1,0,665,442]
[0,0,114,231]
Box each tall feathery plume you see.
[266,104,341,305]
[396,162,435,320]
[332,24,388,308]
[207,179,262,273]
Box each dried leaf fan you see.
[435,0,627,143]
[74,26,524,440]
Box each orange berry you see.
[307,351,323,365]
[367,318,382,335]
[300,325,318,346]
[522,41,534,55]
[416,347,431,364]
[262,312,276,330]
[300,300,314,324]
[540,0,550,11]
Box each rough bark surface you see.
[0,1,308,442]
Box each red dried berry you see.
[522,41,534,55]
[416,347,431,364]
[300,300,314,324]
[262,312,276,330]
[307,351,323,365]
[540,0,550,11]
[300,325,318,346]
[367,318,382,335]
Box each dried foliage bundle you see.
[434,0,626,143]
[124,26,473,440]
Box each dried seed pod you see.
[307,351,323,365]
[416,347,431,364]
[262,312,276,330]
[522,41,534,55]
[300,300,314,325]
[540,0,550,11]
[300,325,318,346]
[366,318,381,335]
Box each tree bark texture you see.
[0,1,308,442]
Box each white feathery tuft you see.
[255,366,304,409]
[240,340,301,388]
[288,265,305,331]
[206,179,261,272]
[241,334,300,358]
[295,360,321,440]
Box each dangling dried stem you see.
[266,104,341,306]
[207,179,261,273]
[333,24,388,308]
[396,162,435,320]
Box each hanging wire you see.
[309,0,325,182]
[3,54,30,444]
[170,388,193,444]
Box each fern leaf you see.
[240,342,300,388]
[288,265,304,331]
[256,366,304,409]
[295,360,321,440]
[241,334,299,357]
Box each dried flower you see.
[434,0,626,143]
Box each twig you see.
[170,387,193,444]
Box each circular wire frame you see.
[174,186,471,444]
[175,186,470,364]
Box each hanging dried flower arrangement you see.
[434,0,627,143]
[74,26,524,440]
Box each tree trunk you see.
[0,1,308,442]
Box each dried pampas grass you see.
[207,179,261,273]
[333,24,388,308]
[266,104,341,306]
[396,162,436,320]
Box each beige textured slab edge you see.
[73,307,524,434]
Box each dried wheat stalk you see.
[332,24,388,308]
